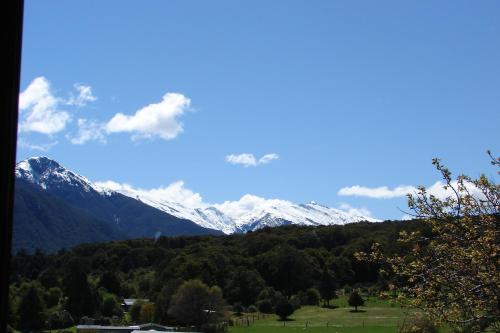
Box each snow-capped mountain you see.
[215,197,378,233]
[15,157,377,237]
[110,188,378,234]
[13,157,221,253]
[96,183,239,234]
[16,156,97,193]
[94,178,378,235]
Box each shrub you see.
[129,300,145,323]
[233,303,244,315]
[299,288,320,305]
[400,314,439,333]
[275,298,294,321]
[139,302,155,323]
[289,295,301,310]
[257,299,273,314]
[101,296,119,317]
[45,287,62,307]
[247,305,257,313]
[95,316,111,326]
[48,310,74,329]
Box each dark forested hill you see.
[13,179,125,253]
[10,220,425,303]
[13,177,222,253]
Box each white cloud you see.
[425,180,484,201]
[338,185,415,199]
[226,153,279,167]
[18,77,70,135]
[338,181,484,200]
[69,119,106,145]
[17,138,58,152]
[215,194,290,219]
[338,203,374,218]
[259,153,280,164]
[94,180,206,209]
[67,83,97,107]
[18,77,193,146]
[105,92,191,140]
[226,153,257,167]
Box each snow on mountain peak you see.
[16,156,379,235]
[15,156,95,192]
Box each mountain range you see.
[13,156,376,252]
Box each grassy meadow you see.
[229,296,422,333]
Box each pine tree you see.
[348,290,364,312]
[62,260,98,320]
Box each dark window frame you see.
[1,0,24,331]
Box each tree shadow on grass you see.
[277,318,296,321]
[321,305,339,309]
[349,309,367,313]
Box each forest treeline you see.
[8,220,427,331]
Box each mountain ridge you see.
[13,156,222,253]
[16,156,377,238]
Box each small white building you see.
[121,298,150,311]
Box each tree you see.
[348,290,364,312]
[47,310,74,330]
[139,303,155,323]
[299,288,321,306]
[99,271,121,295]
[101,296,119,317]
[168,279,226,329]
[45,287,62,308]
[256,245,313,295]
[225,269,265,306]
[129,300,145,323]
[8,285,17,327]
[289,295,302,310]
[17,284,47,331]
[275,298,294,321]
[358,153,500,332]
[154,279,182,324]
[318,267,336,306]
[257,299,273,314]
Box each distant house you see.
[76,323,173,333]
[121,298,150,311]
[76,325,140,333]
[138,323,174,331]
[130,331,200,333]
[131,330,200,333]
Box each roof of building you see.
[138,323,174,331]
[76,325,140,330]
[122,298,150,306]
[131,331,200,333]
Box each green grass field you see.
[229,296,420,333]
[12,296,448,333]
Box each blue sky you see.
[17,0,500,220]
